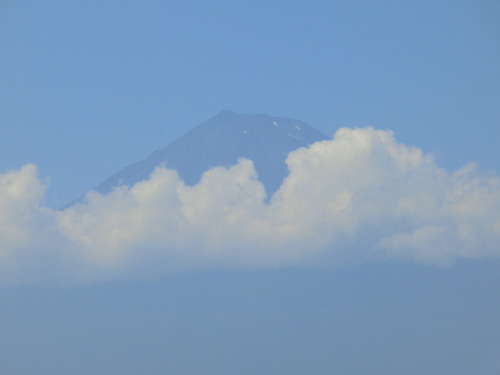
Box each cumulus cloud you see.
[1,128,499,284]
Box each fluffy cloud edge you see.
[1,127,499,284]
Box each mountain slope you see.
[94,110,329,197]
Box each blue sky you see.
[1,0,499,207]
[0,0,499,286]
[1,2,500,374]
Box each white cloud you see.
[1,128,499,284]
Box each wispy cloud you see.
[1,128,499,284]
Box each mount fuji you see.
[92,110,329,198]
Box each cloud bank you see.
[1,127,499,284]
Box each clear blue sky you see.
[1,0,499,206]
[1,3,500,374]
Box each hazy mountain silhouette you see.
[94,110,329,198]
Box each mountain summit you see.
[94,110,329,197]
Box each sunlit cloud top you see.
[1,127,499,285]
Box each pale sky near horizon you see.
[1,0,499,207]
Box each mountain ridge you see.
[91,110,329,200]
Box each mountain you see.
[93,110,329,197]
